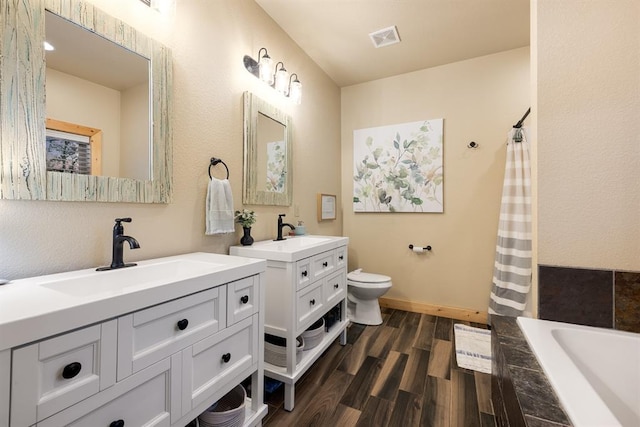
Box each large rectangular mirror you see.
[243,92,292,206]
[0,0,172,203]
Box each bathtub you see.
[517,317,640,427]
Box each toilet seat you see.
[347,271,391,284]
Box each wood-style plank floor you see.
[262,308,495,427]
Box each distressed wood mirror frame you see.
[0,0,173,203]
[242,91,292,206]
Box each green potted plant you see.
[235,209,256,246]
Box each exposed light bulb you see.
[259,55,274,85]
[289,79,302,104]
[275,67,289,94]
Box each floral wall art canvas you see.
[353,119,443,212]
[266,140,286,193]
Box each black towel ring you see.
[208,157,229,180]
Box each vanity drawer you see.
[117,286,226,380]
[311,250,336,282]
[336,246,347,269]
[324,270,346,307]
[181,315,258,413]
[295,258,312,290]
[38,357,174,427]
[11,320,117,427]
[296,281,324,333]
[227,276,259,325]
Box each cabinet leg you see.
[339,328,347,345]
[284,383,295,411]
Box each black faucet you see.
[275,214,295,241]
[97,218,141,271]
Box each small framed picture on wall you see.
[317,193,337,221]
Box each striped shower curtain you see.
[488,128,532,317]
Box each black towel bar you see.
[208,157,229,180]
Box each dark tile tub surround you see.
[615,271,640,332]
[538,265,640,332]
[491,316,572,427]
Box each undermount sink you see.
[40,258,224,297]
[230,235,348,262]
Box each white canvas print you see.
[353,119,443,212]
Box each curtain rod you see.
[513,107,531,128]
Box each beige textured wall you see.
[535,0,640,271]
[0,0,341,280]
[341,47,530,312]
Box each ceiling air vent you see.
[369,25,401,48]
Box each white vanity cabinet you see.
[0,253,268,427]
[230,236,349,411]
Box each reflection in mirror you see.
[45,11,151,180]
[0,0,172,203]
[243,92,292,206]
[257,112,286,193]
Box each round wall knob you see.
[177,319,189,330]
[221,353,231,363]
[109,420,124,427]
[240,295,249,304]
[61,362,82,379]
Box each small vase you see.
[240,227,254,246]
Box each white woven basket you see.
[301,318,325,351]
[197,384,246,427]
[264,335,304,367]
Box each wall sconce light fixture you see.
[288,74,302,104]
[243,48,302,104]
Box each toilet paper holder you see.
[409,244,432,252]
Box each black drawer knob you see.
[240,295,249,304]
[177,319,189,331]
[301,270,308,277]
[110,420,125,427]
[61,362,82,379]
[334,283,339,289]
[310,299,316,306]
[222,353,231,363]
[322,262,328,267]
[338,255,344,261]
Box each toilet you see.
[346,269,392,325]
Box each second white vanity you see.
[230,235,349,411]
[0,252,268,427]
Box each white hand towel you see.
[205,178,234,235]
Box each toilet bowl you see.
[347,269,392,325]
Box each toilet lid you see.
[347,271,391,283]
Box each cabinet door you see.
[117,286,226,380]
[227,276,260,325]
[296,281,324,333]
[38,357,174,427]
[181,315,258,414]
[11,320,117,426]
[295,258,312,290]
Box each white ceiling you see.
[255,0,530,87]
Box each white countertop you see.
[0,252,266,351]
[230,235,348,262]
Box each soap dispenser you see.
[294,220,306,235]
